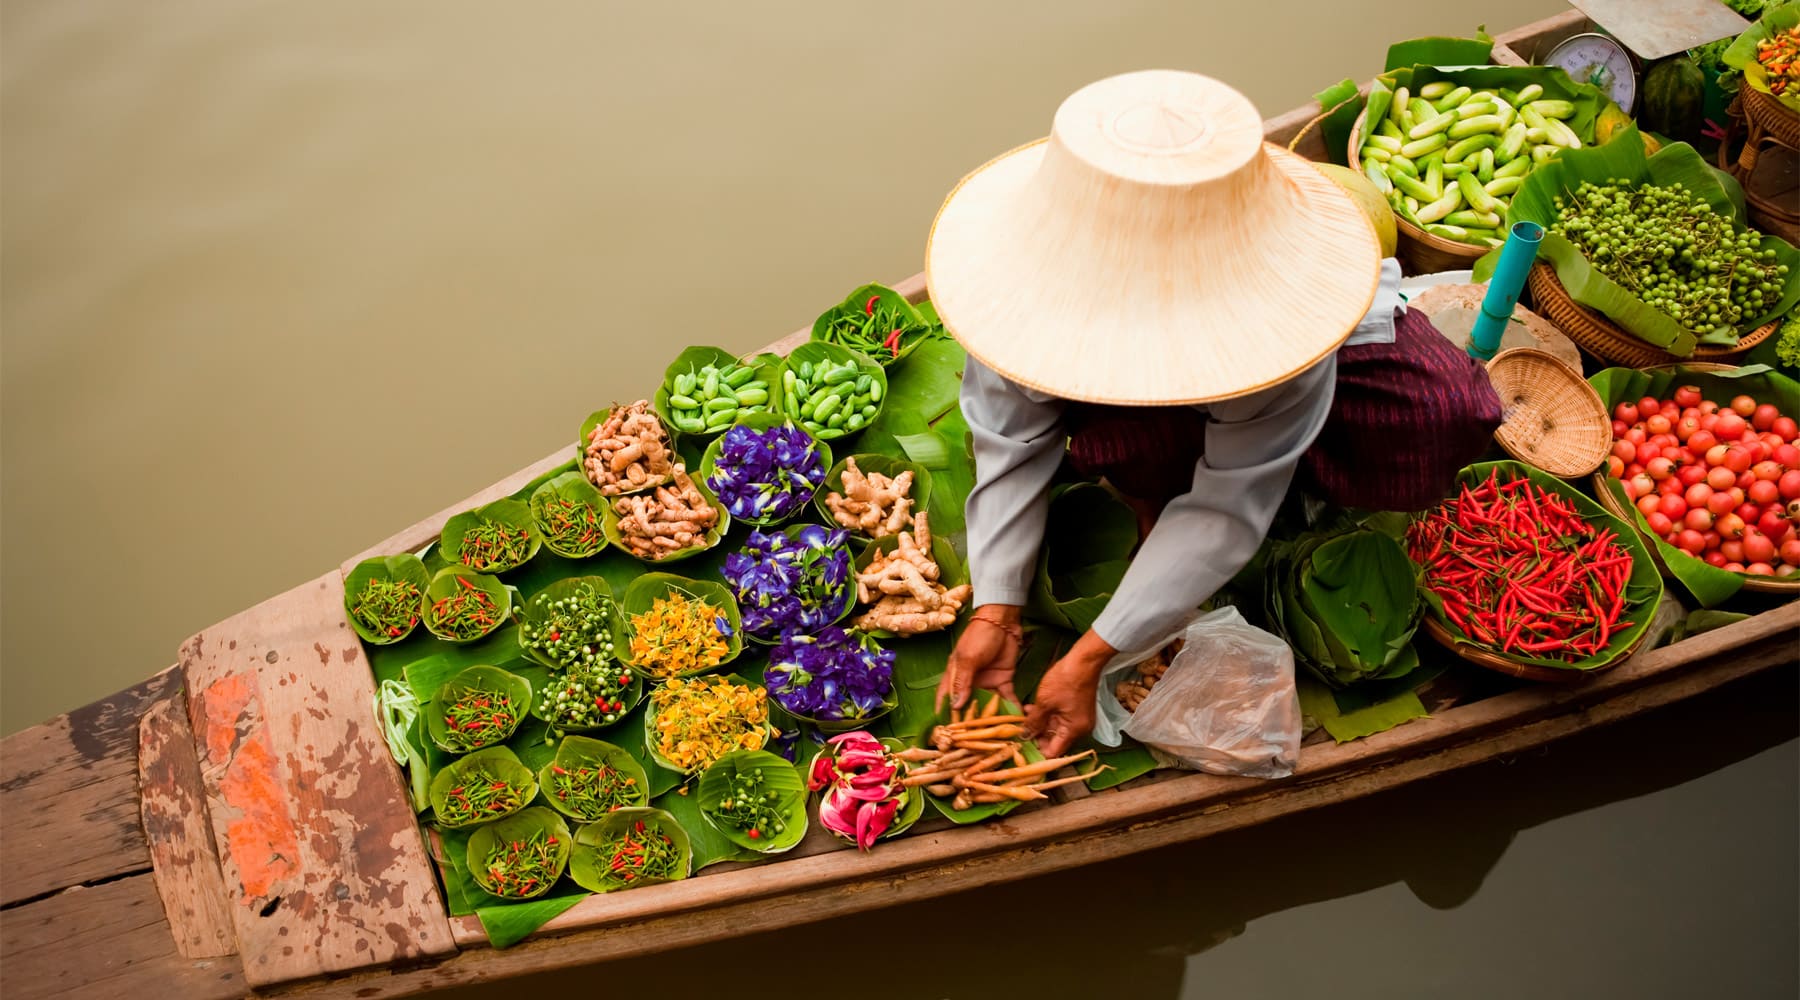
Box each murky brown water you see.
[3,2,1793,995]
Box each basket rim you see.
[1528,263,1778,360]
[1485,347,1612,478]
[1419,615,1629,683]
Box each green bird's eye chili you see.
[350,577,422,639]
[428,576,502,640]
[704,769,788,841]
[820,296,932,361]
[439,690,520,753]
[479,830,562,898]
[548,763,639,821]
[437,768,528,826]
[520,584,619,671]
[1406,470,1636,662]
[596,820,681,887]
[535,495,604,557]
[457,520,533,571]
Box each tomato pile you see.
[1604,388,1800,577]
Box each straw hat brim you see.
[925,139,1381,406]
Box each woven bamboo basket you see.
[1485,347,1611,477]
[1743,85,1800,152]
[1348,109,1487,275]
[1420,615,1638,683]
[1719,94,1800,245]
[1525,264,1779,367]
[1587,358,1800,596]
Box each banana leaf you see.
[465,807,572,901]
[428,746,537,829]
[651,784,761,869]
[1725,1,1800,113]
[568,807,693,892]
[420,567,512,644]
[813,453,934,538]
[598,472,731,565]
[694,749,810,854]
[811,282,935,367]
[619,572,742,679]
[781,342,889,443]
[1296,674,1429,744]
[439,499,541,575]
[432,822,588,945]
[863,337,967,425]
[884,630,955,740]
[1421,462,1666,670]
[1025,483,1138,633]
[850,531,968,640]
[1587,364,1800,606]
[1275,528,1424,690]
[653,346,786,440]
[697,412,832,528]
[1475,127,1800,353]
[529,472,609,560]
[1384,27,1494,71]
[424,665,532,753]
[344,554,430,645]
[923,691,1043,825]
[537,736,650,823]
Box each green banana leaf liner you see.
[1725,2,1800,114]
[1024,482,1138,634]
[694,749,810,854]
[849,531,968,640]
[537,736,650,823]
[528,472,609,559]
[428,746,538,829]
[780,341,888,442]
[697,412,834,528]
[1417,461,1665,671]
[1262,526,1424,691]
[653,346,786,440]
[1474,126,1800,355]
[812,453,934,538]
[598,473,731,565]
[1587,364,1800,606]
[568,807,692,893]
[465,807,572,901]
[577,404,677,497]
[439,499,541,574]
[922,692,1043,825]
[619,573,743,680]
[643,673,775,776]
[421,567,513,644]
[766,631,900,733]
[810,282,936,368]
[344,553,430,645]
[514,576,629,671]
[425,664,533,753]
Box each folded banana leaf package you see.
[1262,520,1426,690]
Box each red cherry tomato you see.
[1612,419,1631,439]
[1749,479,1781,506]
[1658,494,1688,520]
[1628,473,1654,498]
[1645,414,1672,436]
[1772,416,1798,440]
[1752,404,1780,431]
[1688,429,1718,454]
[1637,494,1662,516]
[1746,562,1776,576]
[1774,444,1800,468]
[1614,402,1639,424]
[1613,440,1636,463]
[1722,447,1754,474]
[1684,508,1714,532]
[1715,412,1748,440]
[1700,400,1720,415]
[1646,456,1675,481]
[1625,427,1647,446]
[1675,529,1707,554]
[1673,386,1702,409]
[1704,550,1729,567]
[1724,562,1747,574]
[1699,412,1720,433]
[1707,490,1739,516]
[1638,443,1663,463]
[1780,538,1800,567]
[1683,481,1713,508]
[1780,469,1800,501]
[1626,462,1646,479]
[1758,511,1788,539]
[1675,416,1701,441]
[1706,466,1738,491]
[1739,471,1758,491]
[1645,511,1674,535]
[1718,514,1747,540]
[1721,538,1746,562]
[1744,528,1777,564]
[1641,396,1665,419]
[1679,463,1708,487]
[1738,503,1764,524]
[1730,395,1758,418]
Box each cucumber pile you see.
[664,362,774,435]
[783,358,882,439]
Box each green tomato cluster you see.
[1551,180,1789,337]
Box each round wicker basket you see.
[1485,348,1611,477]
[1419,616,1636,683]
[1743,86,1800,152]
[1525,264,1779,368]
[1348,109,1487,275]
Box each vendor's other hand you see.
[1026,632,1115,757]
[936,605,1023,712]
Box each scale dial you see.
[1543,33,1637,113]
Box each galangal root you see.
[825,457,915,537]
[584,400,675,496]
[610,466,719,560]
[1113,640,1183,713]
[852,512,971,634]
[897,694,1108,810]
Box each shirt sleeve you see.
[960,356,1067,608]
[1089,355,1338,655]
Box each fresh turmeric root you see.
[584,400,676,496]
[824,457,915,537]
[610,465,719,560]
[852,513,970,634]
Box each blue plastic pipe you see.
[1468,221,1544,362]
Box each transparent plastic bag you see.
[1099,607,1301,779]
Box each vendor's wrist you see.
[973,603,1024,627]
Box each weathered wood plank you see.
[0,874,246,1000]
[0,666,182,906]
[1494,8,1595,64]
[138,698,237,959]
[178,573,456,987]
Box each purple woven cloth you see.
[1063,308,1502,512]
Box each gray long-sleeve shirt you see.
[961,258,1403,657]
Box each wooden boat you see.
[2,10,1794,998]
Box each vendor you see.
[927,70,1390,756]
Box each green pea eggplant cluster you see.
[1360,81,1582,247]
[665,362,774,434]
[783,358,883,438]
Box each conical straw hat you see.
[925,70,1382,406]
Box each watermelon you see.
[1639,56,1706,144]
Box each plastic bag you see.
[1095,607,1301,779]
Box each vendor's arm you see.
[937,356,1067,710]
[1028,356,1338,754]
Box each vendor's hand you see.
[1026,631,1117,757]
[936,605,1024,712]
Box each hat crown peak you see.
[1050,70,1263,187]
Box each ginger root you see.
[824,457,915,537]
[610,465,719,560]
[1113,639,1183,713]
[584,401,675,496]
[853,513,970,634]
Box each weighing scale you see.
[1540,0,1752,113]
